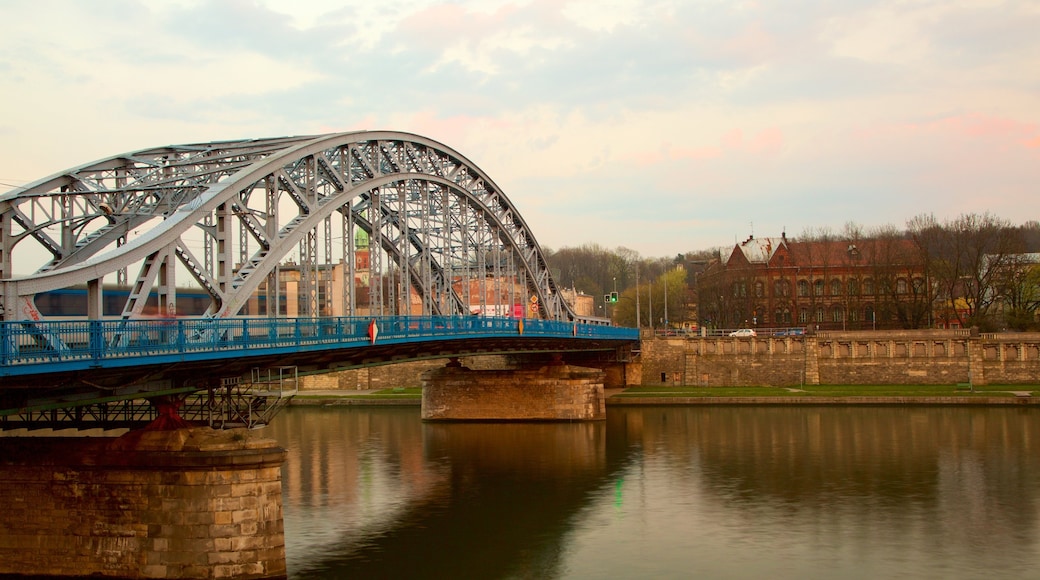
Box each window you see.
[798,280,809,297]
[896,278,908,294]
[799,309,809,323]
[774,280,790,297]
[815,306,825,322]
[912,278,925,294]
[733,282,747,298]
[832,306,843,322]
[847,279,859,296]
[830,279,842,296]
[863,278,874,295]
[864,305,874,324]
[755,281,764,298]
[814,280,824,296]
[849,308,859,322]
[782,308,792,323]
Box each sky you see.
[1,0,1038,260]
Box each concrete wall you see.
[640,330,1040,387]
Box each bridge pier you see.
[0,427,286,579]
[421,359,607,421]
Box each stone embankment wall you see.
[640,330,1040,387]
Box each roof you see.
[786,238,920,266]
[730,236,786,264]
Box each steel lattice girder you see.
[0,131,573,323]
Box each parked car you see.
[772,328,805,336]
[729,328,757,337]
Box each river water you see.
[263,405,1040,579]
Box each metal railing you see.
[0,315,640,376]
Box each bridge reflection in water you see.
[267,406,1040,579]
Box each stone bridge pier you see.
[0,427,287,579]
[421,358,609,421]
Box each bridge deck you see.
[1,315,636,377]
[0,316,639,417]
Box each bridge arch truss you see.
[0,131,576,324]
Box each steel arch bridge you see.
[0,132,636,429]
[0,131,578,324]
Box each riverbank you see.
[287,385,1040,406]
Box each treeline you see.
[543,243,715,327]
[543,214,1040,331]
[795,214,1040,330]
[906,214,1040,330]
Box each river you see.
[263,405,1040,579]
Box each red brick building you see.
[697,233,931,332]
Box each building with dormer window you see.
[697,233,931,331]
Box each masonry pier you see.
[0,427,287,579]
[421,359,607,421]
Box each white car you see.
[729,328,757,337]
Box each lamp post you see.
[664,275,668,329]
[635,263,641,329]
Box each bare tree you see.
[991,254,1040,330]
[909,212,1020,330]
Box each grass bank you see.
[614,384,1038,398]
[291,385,1038,401]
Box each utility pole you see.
[635,261,641,329]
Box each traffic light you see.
[604,294,611,304]
[610,292,618,303]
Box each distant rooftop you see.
[735,235,787,264]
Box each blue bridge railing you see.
[0,316,639,377]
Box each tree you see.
[992,256,1040,330]
[909,212,1021,330]
[613,267,688,328]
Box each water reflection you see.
[270,408,623,578]
[266,406,1040,579]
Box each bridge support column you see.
[0,428,286,579]
[421,362,606,421]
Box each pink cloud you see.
[670,146,724,160]
[623,127,783,167]
[749,127,784,154]
[714,127,785,156]
[856,113,1039,153]
[722,129,743,149]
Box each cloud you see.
[0,0,1038,260]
